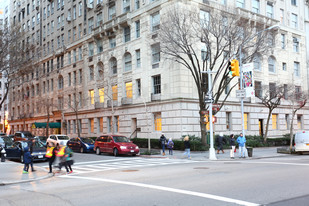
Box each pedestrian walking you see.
[167,138,174,155]
[27,138,36,172]
[183,135,191,160]
[58,146,74,174]
[229,134,236,159]
[236,133,246,158]
[22,147,32,174]
[215,132,226,154]
[46,144,58,173]
[159,133,167,156]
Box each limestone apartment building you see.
[8,0,309,140]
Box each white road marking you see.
[217,160,309,166]
[60,175,260,206]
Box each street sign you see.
[204,98,214,104]
[236,89,246,98]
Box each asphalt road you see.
[1,153,309,206]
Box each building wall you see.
[8,0,309,139]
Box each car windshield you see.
[113,136,130,143]
[81,138,94,144]
[22,141,44,149]
[58,135,69,140]
[38,136,47,142]
[23,132,34,138]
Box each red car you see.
[94,134,139,156]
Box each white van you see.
[294,131,309,153]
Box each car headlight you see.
[136,146,139,149]
[120,146,127,149]
[85,144,89,148]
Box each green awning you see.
[32,122,61,129]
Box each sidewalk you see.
[0,147,290,186]
[140,147,291,161]
[0,161,52,186]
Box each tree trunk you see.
[264,110,272,143]
[75,112,80,137]
[289,111,296,152]
[200,113,207,145]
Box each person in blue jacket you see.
[23,147,32,174]
[236,133,246,158]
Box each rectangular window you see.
[124,26,131,42]
[252,0,260,13]
[285,114,290,129]
[99,117,103,133]
[281,34,285,49]
[89,42,94,56]
[280,9,284,24]
[293,37,299,52]
[99,88,104,103]
[200,10,209,28]
[89,67,94,80]
[108,4,116,20]
[269,83,276,99]
[89,118,94,133]
[255,81,262,98]
[136,79,141,96]
[108,117,112,133]
[125,82,132,98]
[272,114,278,130]
[109,37,116,48]
[123,0,130,13]
[151,43,160,68]
[291,13,298,28]
[136,49,141,68]
[96,12,103,27]
[135,20,140,38]
[266,2,273,18]
[297,115,302,129]
[294,62,300,77]
[236,0,245,8]
[153,75,161,94]
[135,0,140,10]
[68,73,71,86]
[79,69,82,84]
[112,85,118,100]
[89,90,94,104]
[151,11,160,32]
[244,113,249,130]
[154,113,162,131]
[114,116,119,133]
[284,84,288,99]
[79,2,82,16]
[97,39,103,53]
[79,47,82,60]
[291,0,297,6]
[226,112,231,130]
[282,62,287,71]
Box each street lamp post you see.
[202,70,217,160]
[239,25,279,138]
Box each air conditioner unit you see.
[66,16,71,22]
[87,3,93,9]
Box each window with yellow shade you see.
[154,113,162,131]
[112,85,118,100]
[272,114,277,130]
[244,113,248,130]
[89,118,94,133]
[126,82,132,98]
[99,88,104,103]
[89,89,94,104]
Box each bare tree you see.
[159,5,276,144]
[256,83,284,142]
[285,85,308,151]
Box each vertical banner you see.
[242,63,254,98]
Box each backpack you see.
[168,141,173,148]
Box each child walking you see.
[23,147,32,174]
[167,138,174,155]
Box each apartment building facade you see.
[8,0,309,139]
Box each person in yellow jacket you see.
[46,144,59,173]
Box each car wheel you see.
[113,148,118,157]
[80,147,84,153]
[20,155,24,163]
[96,147,101,155]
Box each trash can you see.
[246,147,253,157]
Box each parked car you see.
[5,140,47,163]
[14,131,34,141]
[34,136,48,146]
[47,134,70,146]
[0,132,7,136]
[67,137,94,153]
[294,131,309,154]
[94,134,139,157]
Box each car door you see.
[6,142,22,159]
[67,138,75,151]
[106,136,113,154]
[101,136,108,152]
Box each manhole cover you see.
[122,170,139,172]
[194,167,209,169]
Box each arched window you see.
[58,75,64,89]
[268,56,276,73]
[109,57,117,74]
[124,52,132,72]
[253,54,262,71]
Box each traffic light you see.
[230,59,239,77]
